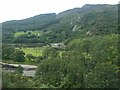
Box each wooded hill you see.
[2,4,119,88]
[2,4,118,44]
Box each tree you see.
[15,65,23,75]
[2,70,34,88]
[26,54,35,61]
[2,44,15,60]
[42,47,59,59]
[36,56,44,63]
[85,62,118,88]
[13,50,25,62]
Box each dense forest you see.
[2,4,119,88]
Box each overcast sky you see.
[0,0,119,23]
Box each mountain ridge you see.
[2,4,118,43]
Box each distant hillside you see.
[2,13,57,32]
[2,4,118,43]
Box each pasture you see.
[16,47,45,57]
[14,31,43,38]
[21,47,44,57]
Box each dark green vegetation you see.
[2,4,118,44]
[2,4,119,88]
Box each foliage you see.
[13,49,25,62]
[2,5,117,44]
[2,70,34,88]
[35,34,118,88]
[26,54,35,61]
[84,62,118,88]
[15,65,23,75]
[2,4,119,88]
[2,44,15,60]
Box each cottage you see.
[50,43,65,48]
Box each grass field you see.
[14,32,25,37]
[21,47,45,57]
[14,31,43,37]
[16,47,45,57]
[3,47,46,65]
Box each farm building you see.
[50,43,65,48]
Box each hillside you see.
[2,4,119,88]
[2,4,118,44]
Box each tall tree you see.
[13,50,25,62]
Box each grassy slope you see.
[3,46,45,65]
[14,31,43,38]
[21,47,44,57]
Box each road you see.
[0,62,37,77]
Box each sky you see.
[0,0,119,23]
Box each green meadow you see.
[16,47,45,57]
[14,31,43,38]
[22,47,44,56]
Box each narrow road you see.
[0,62,37,77]
[0,62,37,69]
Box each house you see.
[50,43,65,48]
